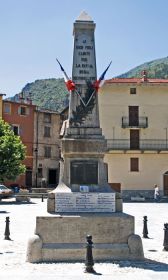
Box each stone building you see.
[33,108,61,188]
[99,72,168,199]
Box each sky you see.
[0,0,168,97]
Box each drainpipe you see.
[166,128,168,149]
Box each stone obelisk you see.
[63,11,110,193]
[27,12,144,263]
[48,12,114,215]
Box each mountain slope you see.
[118,57,168,78]
[10,78,69,112]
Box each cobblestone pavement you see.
[0,198,168,279]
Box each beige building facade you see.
[33,108,61,188]
[99,74,168,199]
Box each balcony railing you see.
[122,117,148,128]
[107,139,168,151]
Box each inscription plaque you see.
[73,33,97,85]
[71,161,98,184]
[55,192,115,212]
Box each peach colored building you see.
[2,100,36,188]
[99,73,168,199]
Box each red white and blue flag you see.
[93,61,112,92]
[56,59,75,91]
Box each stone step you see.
[42,243,130,261]
[159,197,168,202]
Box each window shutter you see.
[19,127,23,136]
[26,107,30,115]
[4,103,11,113]
[18,107,21,115]
[130,158,139,172]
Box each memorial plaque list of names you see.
[55,192,115,212]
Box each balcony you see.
[122,117,148,128]
[107,139,168,151]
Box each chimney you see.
[141,70,148,82]
[19,91,25,103]
[29,92,32,104]
[27,92,32,105]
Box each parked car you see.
[0,184,13,199]
[9,183,21,193]
[9,184,30,193]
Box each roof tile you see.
[105,78,168,84]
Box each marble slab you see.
[55,192,115,212]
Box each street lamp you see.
[35,106,39,188]
[34,148,38,188]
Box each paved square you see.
[0,199,168,279]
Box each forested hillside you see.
[119,57,168,79]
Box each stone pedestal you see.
[27,213,144,263]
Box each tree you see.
[0,119,26,182]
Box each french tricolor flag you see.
[56,59,75,91]
[93,61,112,92]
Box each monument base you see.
[47,188,123,213]
[26,213,144,262]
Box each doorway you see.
[129,106,139,126]
[163,171,168,196]
[48,169,58,186]
[130,129,140,149]
[25,167,32,188]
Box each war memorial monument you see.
[27,12,144,262]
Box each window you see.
[44,113,51,123]
[44,146,51,158]
[11,125,19,136]
[44,126,51,137]
[21,107,26,115]
[4,103,11,114]
[130,88,136,95]
[130,158,139,172]
[38,168,43,178]
[18,106,29,116]
[129,106,139,127]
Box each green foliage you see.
[119,57,168,78]
[0,119,26,182]
[22,78,69,112]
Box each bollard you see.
[85,235,95,273]
[41,194,44,202]
[163,223,168,251]
[143,216,149,238]
[4,217,11,240]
